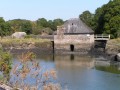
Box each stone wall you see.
[54,34,94,52]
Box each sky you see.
[0,0,110,21]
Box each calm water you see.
[12,54,120,90]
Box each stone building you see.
[54,18,94,53]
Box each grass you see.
[106,38,120,53]
[107,38,120,45]
[0,38,52,48]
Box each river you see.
[11,53,120,90]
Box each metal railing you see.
[94,34,110,40]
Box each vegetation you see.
[0,17,64,36]
[0,51,61,90]
[0,38,52,49]
[0,0,120,39]
[0,48,12,83]
[10,52,60,90]
[79,0,120,38]
[106,38,120,53]
[95,65,120,74]
[0,17,11,37]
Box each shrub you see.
[10,52,60,90]
[0,48,12,83]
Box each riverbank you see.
[0,38,120,58]
[0,38,53,54]
[106,38,120,54]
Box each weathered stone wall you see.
[54,34,94,52]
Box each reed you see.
[10,52,60,90]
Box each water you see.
[12,54,120,90]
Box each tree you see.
[36,18,48,28]
[94,0,120,38]
[8,19,33,34]
[21,21,32,34]
[109,16,120,38]
[0,17,11,36]
[48,20,54,30]
[79,11,95,30]
[52,19,64,31]
[79,0,120,38]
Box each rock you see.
[116,53,120,61]
[28,44,35,49]
[114,53,120,61]
[0,84,13,90]
[11,32,26,39]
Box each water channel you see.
[11,53,120,90]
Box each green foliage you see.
[8,19,32,34]
[0,48,12,74]
[52,19,64,31]
[79,11,95,30]
[0,17,5,23]
[0,16,64,36]
[21,21,32,34]
[0,17,11,36]
[95,65,120,74]
[37,18,49,28]
[79,0,120,38]
[94,0,120,38]
[35,18,64,34]
[0,48,12,83]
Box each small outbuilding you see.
[54,18,94,53]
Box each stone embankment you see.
[0,38,53,54]
[105,38,120,61]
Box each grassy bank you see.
[106,38,120,54]
[0,38,52,49]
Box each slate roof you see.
[63,18,94,34]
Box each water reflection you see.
[95,61,120,74]
[11,53,120,90]
[53,54,120,90]
[54,54,95,69]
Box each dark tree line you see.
[0,17,11,37]
[0,17,64,36]
[80,0,120,38]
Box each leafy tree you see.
[36,18,48,28]
[52,19,64,31]
[8,19,32,34]
[48,20,54,30]
[0,17,5,23]
[8,19,23,32]
[0,17,5,36]
[0,17,11,36]
[21,21,32,34]
[79,11,95,30]
[94,7,104,34]
[94,0,120,38]
[79,0,120,38]
[109,16,120,38]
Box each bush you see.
[0,48,12,83]
[10,52,60,90]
